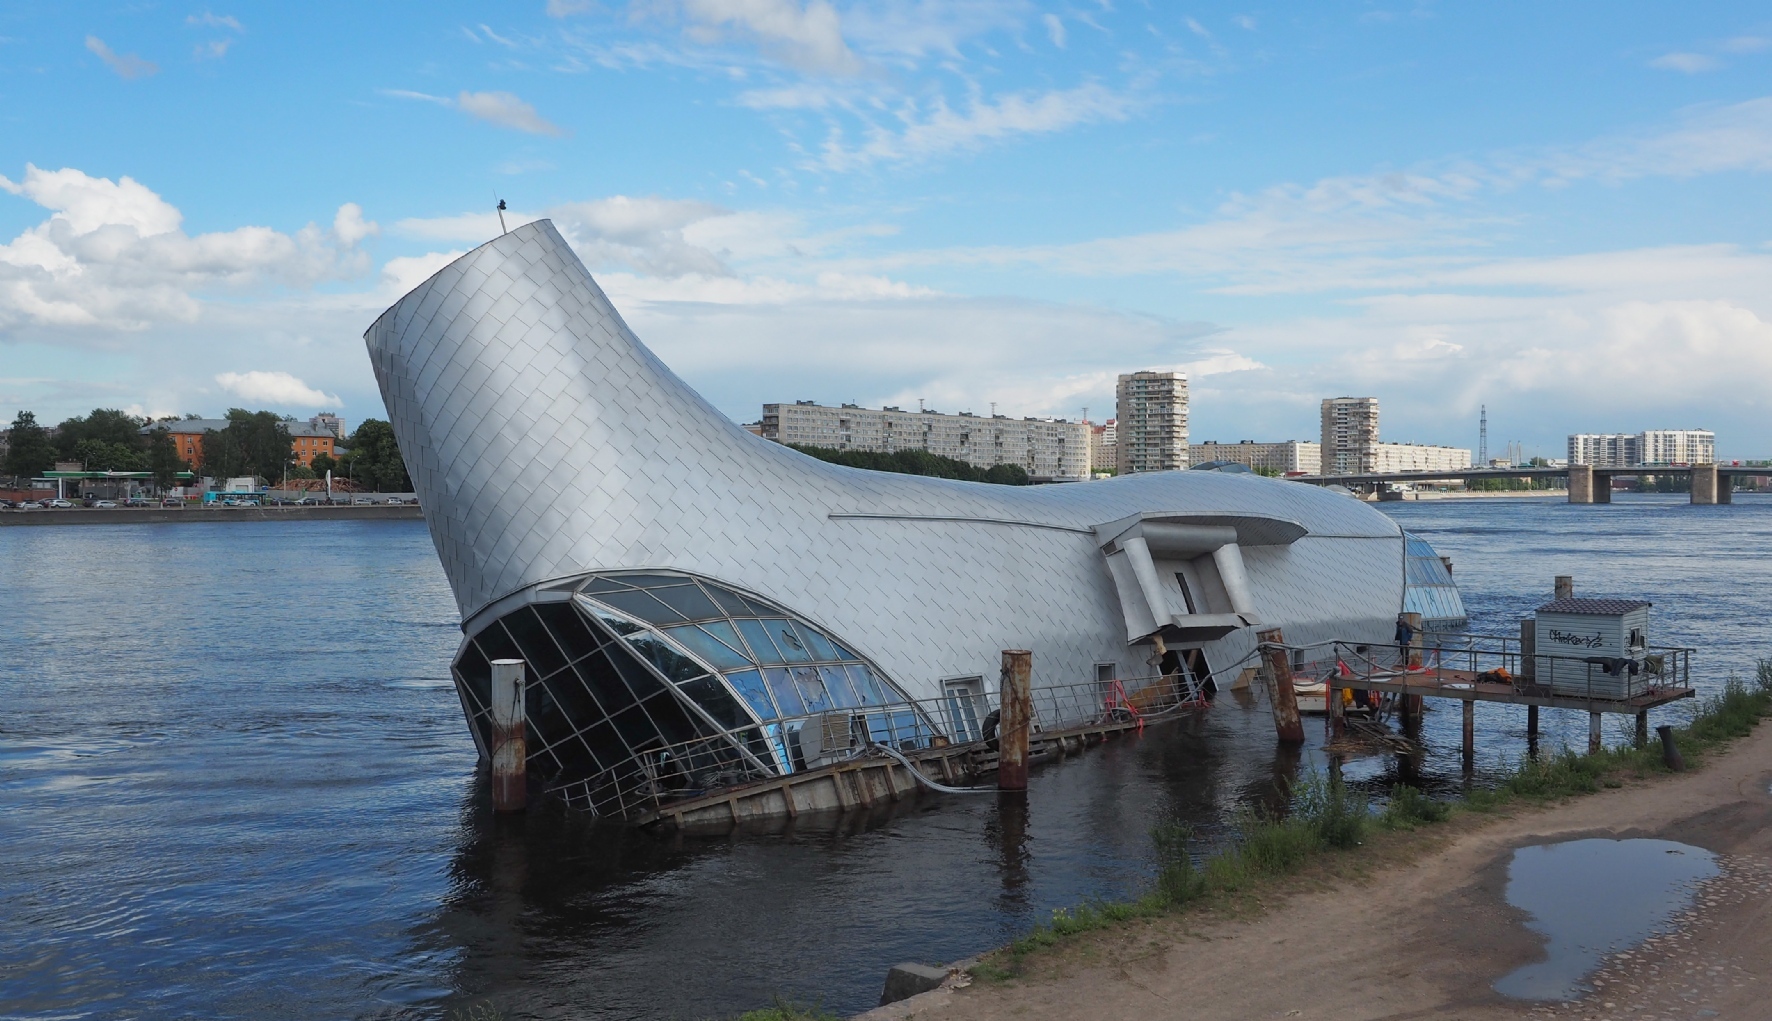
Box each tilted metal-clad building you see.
[366,220,1457,818]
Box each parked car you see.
[123,497,150,508]
[352,497,374,505]
[386,497,404,505]
[93,500,118,508]
[160,497,184,508]
[47,499,73,508]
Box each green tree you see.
[4,411,56,480]
[309,451,338,476]
[201,409,293,481]
[145,428,189,489]
[788,444,1032,485]
[54,408,148,460]
[343,419,412,492]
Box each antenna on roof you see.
[495,198,508,235]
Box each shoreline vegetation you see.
[963,659,1772,990]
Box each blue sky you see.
[2,1,1770,458]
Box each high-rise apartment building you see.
[1089,419,1117,475]
[1569,430,1714,467]
[760,401,1090,481]
[1188,440,1321,475]
[1320,397,1380,475]
[1115,371,1188,474]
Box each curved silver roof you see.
[366,220,1404,698]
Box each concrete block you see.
[879,963,949,1005]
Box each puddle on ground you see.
[1495,838,1719,1001]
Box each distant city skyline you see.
[2,3,1770,457]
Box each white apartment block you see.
[1568,430,1714,467]
[1189,440,1322,475]
[1089,419,1117,475]
[1371,442,1473,474]
[760,401,1091,481]
[1116,371,1189,474]
[1320,397,1380,475]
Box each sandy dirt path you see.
[863,723,1772,1021]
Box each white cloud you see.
[0,165,377,333]
[816,81,1139,169]
[186,12,244,32]
[1721,36,1770,54]
[382,250,467,296]
[547,0,598,16]
[642,0,861,74]
[1043,13,1066,48]
[1649,52,1720,73]
[215,370,342,407]
[455,90,568,135]
[85,36,158,80]
[194,39,233,60]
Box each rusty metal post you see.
[1327,671,1345,743]
[1257,629,1306,745]
[490,658,527,812]
[1554,575,1573,600]
[997,650,1032,791]
[1635,711,1649,748]
[1461,698,1475,772]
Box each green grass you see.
[973,658,1772,981]
[733,999,842,1021]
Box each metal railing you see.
[548,670,1216,819]
[1276,632,1694,707]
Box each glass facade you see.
[1402,532,1468,631]
[450,570,926,816]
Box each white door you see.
[943,678,984,743]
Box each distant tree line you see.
[789,444,1031,485]
[4,407,411,492]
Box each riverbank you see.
[868,689,1772,1021]
[0,504,423,526]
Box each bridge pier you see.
[1690,463,1730,505]
[1567,464,1609,504]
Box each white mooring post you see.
[489,659,527,813]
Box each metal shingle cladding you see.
[1535,597,1653,615]
[365,220,1413,701]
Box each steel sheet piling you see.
[490,658,528,813]
[997,650,1032,791]
[1257,629,1306,745]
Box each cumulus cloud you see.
[0,164,377,333]
[85,36,158,80]
[215,370,342,407]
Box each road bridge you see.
[1292,463,1759,505]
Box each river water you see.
[1,494,1767,1019]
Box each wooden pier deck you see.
[1339,666,1696,714]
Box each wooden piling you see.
[1656,725,1685,772]
[1401,612,1424,728]
[489,658,527,813]
[997,650,1032,791]
[1256,628,1306,745]
[1555,575,1574,600]
[1635,711,1649,748]
[1588,711,1603,755]
[1527,704,1539,737]
[1462,699,1475,770]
